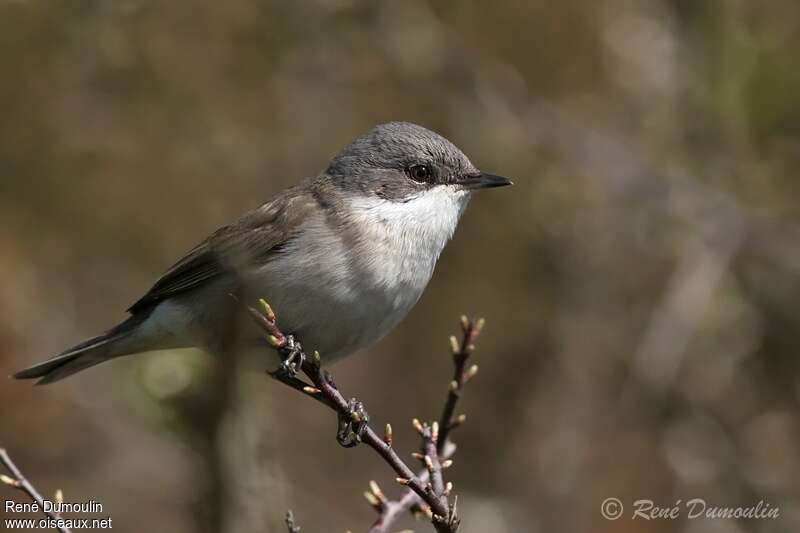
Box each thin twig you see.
[298,358,452,520]
[367,484,426,532]
[0,448,71,533]
[420,422,459,533]
[367,317,481,533]
[365,441,456,533]
[437,317,483,454]
[245,299,470,532]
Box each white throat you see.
[346,186,471,277]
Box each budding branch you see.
[0,448,71,533]
[247,298,483,533]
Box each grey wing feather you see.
[127,242,220,313]
[127,185,321,314]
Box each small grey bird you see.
[15,122,511,384]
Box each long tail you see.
[14,315,147,385]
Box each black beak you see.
[460,172,513,190]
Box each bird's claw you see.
[337,398,369,448]
[277,334,305,377]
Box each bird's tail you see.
[13,315,146,385]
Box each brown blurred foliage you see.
[1,1,800,532]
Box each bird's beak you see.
[459,172,514,190]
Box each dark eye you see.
[407,164,431,183]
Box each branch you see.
[365,317,482,533]
[438,317,482,454]
[364,441,456,533]
[0,448,71,533]
[246,299,479,532]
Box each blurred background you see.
[1,1,799,532]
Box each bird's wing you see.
[127,185,321,314]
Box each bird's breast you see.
[250,190,468,360]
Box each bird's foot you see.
[277,334,305,377]
[337,398,369,448]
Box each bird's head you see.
[325,122,512,203]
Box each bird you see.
[14,122,511,385]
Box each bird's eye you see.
[407,164,431,183]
